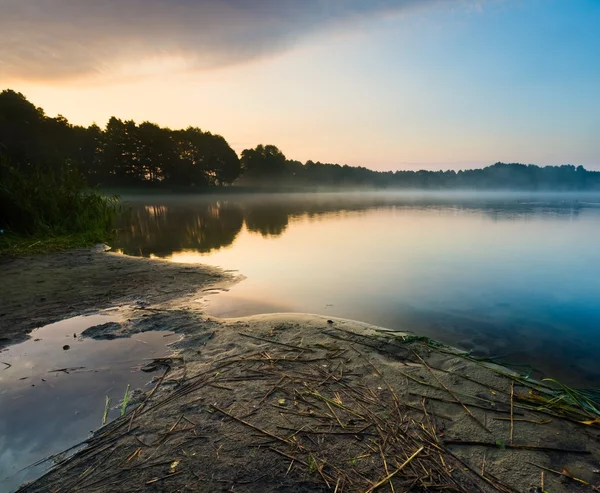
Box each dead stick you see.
[528,462,597,488]
[481,450,487,476]
[493,418,551,425]
[352,345,403,421]
[325,401,346,429]
[408,392,512,415]
[444,440,590,455]
[240,333,313,351]
[146,471,184,485]
[269,448,336,484]
[257,375,287,406]
[211,405,288,444]
[445,449,519,493]
[510,381,514,445]
[378,445,396,493]
[412,351,490,433]
[128,367,169,431]
[168,414,184,434]
[364,447,424,493]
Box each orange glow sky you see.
[2,1,599,170]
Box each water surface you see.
[0,313,174,492]
[114,192,600,386]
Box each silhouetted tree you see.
[0,90,48,168]
[240,144,288,181]
[0,90,242,188]
[1,89,599,191]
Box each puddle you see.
[0,313,177,492]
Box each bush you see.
[0,158,120,240]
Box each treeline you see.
[0,89,240,187]
[240,145,600,190]
[1,89,599,191]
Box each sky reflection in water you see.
[113,192,600,387]
[0,314,174,492]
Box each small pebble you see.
[327,320,334,324]
[63,345,70,350]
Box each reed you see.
[0,158,121,253]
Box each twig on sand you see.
[240,333,313,351]
[128,366,170,431]
[510,381,514,444]
[493,418,551,425]
[364,447,424,493]
[407,392,516,415]
[528,462,599,489]
[378,444,396,493]
[351,345,403,421]
[146,471,184,485]
[211,404,289,445]
[541,471,545,491]
[481,450,487,476]
[445,449,519,493]
[444,440,590,454]
[412,350,491,433]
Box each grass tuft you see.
[121,385,131,417]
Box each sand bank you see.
[19,310,600,492]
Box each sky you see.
[1,0,599,171]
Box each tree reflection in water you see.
[114,193,588,258]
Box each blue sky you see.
[1,0,598,170]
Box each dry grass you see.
[17,323,600,493]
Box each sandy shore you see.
[2,248,599,492]
[0,246,235,349]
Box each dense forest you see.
[1,89,599,191]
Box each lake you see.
[113,191,600,387]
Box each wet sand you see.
[1,247,599,492]
[0,246,234,349]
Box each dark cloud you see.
[0,0,452,80]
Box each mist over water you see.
[113,191,600,386]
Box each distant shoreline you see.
[105,186,600,197]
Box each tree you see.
[205,134,241,186]
[100,117,140,185]
[0,89,48,168]
[240,144,287,181]
[137,122,178,183]
[71,123,102,181]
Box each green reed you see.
[0,158,121,252]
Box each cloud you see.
[0,0,452,81]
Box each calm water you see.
[0,312,174,492]
[114,192,600,387]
